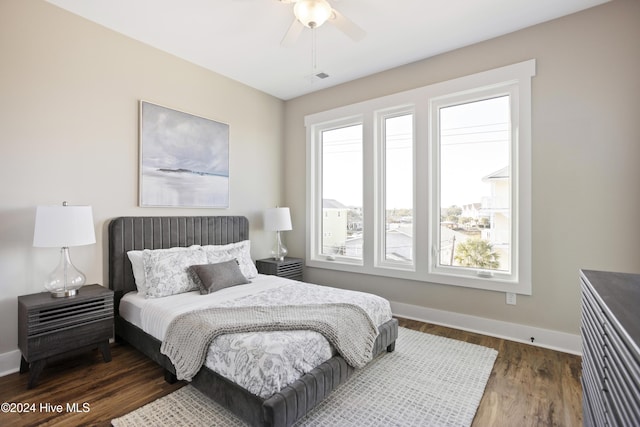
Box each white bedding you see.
[119,274,392,398]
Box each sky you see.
[321,96,510,210]
[439,95,510,208]
[141,102,229,176]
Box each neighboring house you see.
[323,199,412,260]
[460,202,484,231]
[322,199,349,254]
[385,225,413,261]
[460,202,482,221]
[481,166,510,271]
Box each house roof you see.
[323,199,348,209]
[482,166,509,181]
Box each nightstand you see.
[256,257,303,281]
[18,284,114,388]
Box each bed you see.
[109,216,398,427]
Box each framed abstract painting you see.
[139,101,229,208]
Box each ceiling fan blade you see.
[329,8,366,42]
[281,19,304,47]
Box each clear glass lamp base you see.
[44,247,86,298]
[271,231,288,261]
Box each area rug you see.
[112,327,497,427]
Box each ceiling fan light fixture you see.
[294,0,332,29]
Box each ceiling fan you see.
[279,0,366,47]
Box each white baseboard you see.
[0,303,580,379]
[0,350,21,377]
[391,301,581,355]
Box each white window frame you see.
[305,60,535,294]
[375,106,416,272]
[308,114,365,267]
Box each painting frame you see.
[139,101,230,208]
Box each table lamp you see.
[264,207,292,261]
[33,202,96,297]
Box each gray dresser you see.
[580,270,640,426]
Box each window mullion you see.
[361,112,375,268]
[415,101,431,276]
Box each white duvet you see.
[120,274,392,398]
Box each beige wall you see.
[284,0,640,335]
[0,1,284,357]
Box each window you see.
[435,95,512,275]
[306,60,534,294]
[379,110,414,268]
[320,123,363,260]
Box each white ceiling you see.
[46,0,609,100]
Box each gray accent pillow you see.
[190,260,250,294]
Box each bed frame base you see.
[115,316,398,426]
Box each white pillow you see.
[201,240,258,279]
[142,246,206,298]
[126,250,146,294]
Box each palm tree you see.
[454,238,500,269]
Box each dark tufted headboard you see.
[108,216,249,307]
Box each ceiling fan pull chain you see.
[312,27,318,72]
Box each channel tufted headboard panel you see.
[108,216,249,305]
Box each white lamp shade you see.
[264,207,293,232]
[33,205,96,247]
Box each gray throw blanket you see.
[160,303,379,381]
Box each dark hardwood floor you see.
[0,318,582,426]
[398,319,582,427]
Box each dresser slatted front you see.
[581,270,640,426]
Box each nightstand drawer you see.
[256,257,304,281]
[24,318,113,360]
[25,295,113,336]
[274,262,302,279]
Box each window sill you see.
[306,258,531,295]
